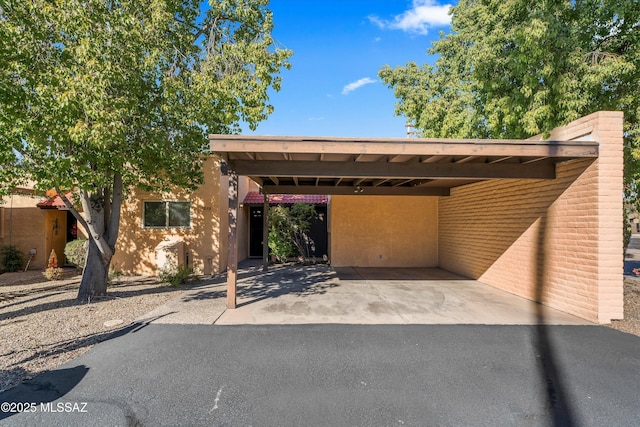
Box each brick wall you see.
[330,195,439,267]
[438,111,623,323]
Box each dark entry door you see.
[249,207,264,257]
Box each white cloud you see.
[369,0,452,35]
[342,77,377,95]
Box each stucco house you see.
[3,111,624,325]
[210,111,624,324]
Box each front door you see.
[249,206,264,258]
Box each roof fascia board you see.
[228,159,557,180]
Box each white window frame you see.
[142,200,191,229]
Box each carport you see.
[209,111,623,324]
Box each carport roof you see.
[209,135,598,196]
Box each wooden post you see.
[262,193,269,272]
[227,171,238,309]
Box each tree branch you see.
[57,189,90,232]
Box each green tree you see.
[0,0,291,300]
[268,203,317,262]
[379,0,640,195]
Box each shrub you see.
[65,239,88,270]
[268,203,317,263]
[43,267,64,280]
[1,245,24,272]
[159,264,195,287]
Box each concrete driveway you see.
[142,261,589,325]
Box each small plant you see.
[108,265,124,287]
[43,267,64,280]
[1,245,24,272]
[159,264,195,287]
[65,239,88,271]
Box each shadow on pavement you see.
[181,263,338,309]
[0,319,159,416]
[534,217,576,426]
[0,365,89,421]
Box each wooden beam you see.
[262,193,269,272]
[392,179,414,187]
[455,156,477,164]
[210,134,599,158]
[423,155,451,163]
[388,155,407,163]
[521,157,548,165]
[227,172,238,309]
[249,176,263,186]
[489,156,513,164]
[262,185,451,196]
[228,159,556,180]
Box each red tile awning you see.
[36,192,73,209]
[242,192,327,206]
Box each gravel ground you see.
[609,234,640,335]
[609,276,640,335]
[2,249,640,394]
[0,271,187,392]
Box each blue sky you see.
[243,0,456,138]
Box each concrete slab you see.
[136,283,227,324]
[212,264,589,325]
[136,281,228,325]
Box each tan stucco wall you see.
[330,195,438,267]
[113,158,221,275]
[0,194,48,270]
[112,157,252,276]
[438,111,623,323]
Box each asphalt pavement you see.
[1,323,639,426]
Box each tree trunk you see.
[77,237,110,301]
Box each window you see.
[143,201,191,228]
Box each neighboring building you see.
[0,187,77,269]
